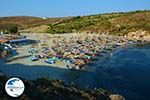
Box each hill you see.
[0,10,150,35]
[0,16,71,30]
[46,10,150,35]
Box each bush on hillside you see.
[8,25,18,34]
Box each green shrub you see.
[8,25,18,34]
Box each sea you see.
[0,43,150,100]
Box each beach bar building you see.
[0,35,35,46]
[9,38,31,44]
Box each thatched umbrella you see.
[66,54,74,59]
[49,51,56,56]
[74,59,85,66]
[63,52,70,58]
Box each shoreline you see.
[1,33,150,70]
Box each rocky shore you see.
[0,74,125,100]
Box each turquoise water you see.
[0,44,150,100]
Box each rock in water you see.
[109,94,125,100]
[0,71,3,76]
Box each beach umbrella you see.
[63,52,70,57]
[74,59,85,65]
[67,54,74,59]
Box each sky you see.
[0,0,150,18]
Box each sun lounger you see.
[45,59,55,64]
[31,56,39,61]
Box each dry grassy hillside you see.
[0,16,71,29]
[46,10,150,35]
[0,10,150,35]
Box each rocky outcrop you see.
[109,94,125,100]
[0,44,12,58]
[0,75,112,100]
[127,30,150,41]
[1,50,8,58]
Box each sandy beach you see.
[2,32,149,70]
